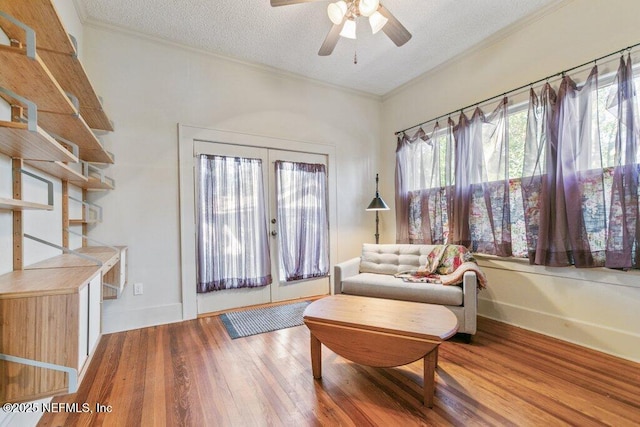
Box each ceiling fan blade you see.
[270,0,323,6]
[378,5,412,47]
[318,21,345,56]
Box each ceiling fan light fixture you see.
[339,18,357,39]
[359,0,380,17]
[327,1,348,25]
[369,10,388,34]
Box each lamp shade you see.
[340,18,357,39]
[366,196,389,211]
[327,1,347,25]
[359,0,379,17]
[369,10,388,34]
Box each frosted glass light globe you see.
[327,1,348,25]
[359,0,380,17]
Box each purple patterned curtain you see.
[275,161,329,281]
[556,67,606,267]
[452,99,512,256]
[396,56,640,271]
[606,54,640,269]
[521,83,574,266]
[396,123,455,244]
[395,134,411,243]
[196,155,272,292]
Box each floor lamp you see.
[366,173,389,244]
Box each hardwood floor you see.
[39,315,640,426]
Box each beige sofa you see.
[334,244,478,338]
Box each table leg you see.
[310,333,322,379]
[423,347,438,407]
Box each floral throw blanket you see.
[395,245,487,289]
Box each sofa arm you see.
[333,257,361,295]
[462,271,478,335]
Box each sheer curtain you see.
[452,99,511,256]
[196,155,271,292]
[521,83,574,266]
[395,125,445,244]
[606,54,640,268]
[396,53,640,271]
[275,161,329,281]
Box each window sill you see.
[473,253,640,289]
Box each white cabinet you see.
[88,274,102,354]
[78,273,102,370]
[78,283,90,369]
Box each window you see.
[397,57,640,269]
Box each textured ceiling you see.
[75,0,558,96]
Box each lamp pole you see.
[366,173,389,244]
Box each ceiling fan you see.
[270,0,412,56]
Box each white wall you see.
[80,25,382,332]
[381,0,640,362]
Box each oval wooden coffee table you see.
[303,294,459,407]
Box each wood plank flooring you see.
[39,315,640,426]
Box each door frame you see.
[178,124,338,320]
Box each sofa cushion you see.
[341,273,463,306]
[359,243,437,275]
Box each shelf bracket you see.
[68,33,79,59]
[65,91,80,115]
[0,11,36,59]
[18,168,54,207]
[0,353,78,394]
[102,282,121,298]
[0,86,38,132]
[47,130,81,158]
[24,233,103,266]
[82,161,116,189]
[69,196,103,223]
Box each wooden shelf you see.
[25,246,119,271]
[0,44,76,114]
[24,159,88,184]
[0,0,114,132]
[0,45,114,164]
[0,120,78,162]
[40,52,114,132]
[79,175,115,191]
[0,197,53,211]
[69,219,100,225]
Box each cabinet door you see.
[78,284,89,369]
[88,274,102,354]
[119,248,128,290]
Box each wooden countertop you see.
[0,266,100,299]
[0,246,127,299]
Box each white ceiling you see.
[75,0,558,96]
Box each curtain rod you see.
[394,41,640,136]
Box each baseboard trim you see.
[478,298,640,363]
[102,303,183,334]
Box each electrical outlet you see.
[133,283,143,295]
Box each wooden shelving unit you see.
[0,0,125,404]
[0,0,113,132]
[0,44,113,164]
[0,197,52,211]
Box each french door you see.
[195,141,330,314]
